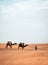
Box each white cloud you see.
[0,0,48,15]
[0,0,48,25]
[0,0,48,43]
[0,1,47,16]
[40,0,48,9]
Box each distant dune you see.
[0,43,48,65]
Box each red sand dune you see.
[0,43,48,65]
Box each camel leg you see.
[22,47,24,49]
[18,47,20,49]
[5,45,8,48]
[10,45,12,48]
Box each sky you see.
[0,0,48,44]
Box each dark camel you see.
[18,42,28,49]
[6,41,17,48]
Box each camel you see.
[6,41,17,48]
[18,42,28,49]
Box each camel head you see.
[14,43,17,45]
[23,44,28,47]
[26,44,28,46]
[12,43,17,45]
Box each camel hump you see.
[22,43,25,46]
[7,41,12,43]
[19,42,25,46]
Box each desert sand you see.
[0,43,48,65]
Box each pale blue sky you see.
[0,0,48,43]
